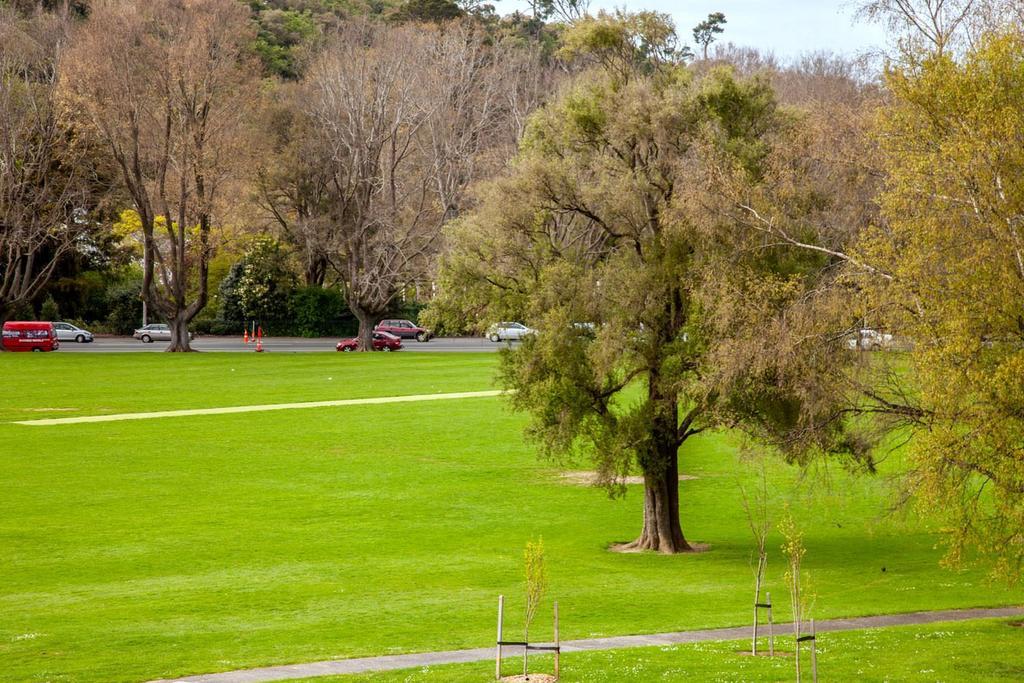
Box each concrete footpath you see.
[151,606,1024,683]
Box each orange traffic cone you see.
[255,336,264,352]
[243,328,249,344]
[257,326,263,340]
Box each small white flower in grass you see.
[13,633,40,641]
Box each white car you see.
[53,321,94,343]
[845,329,894,351]
[486,321,535,342]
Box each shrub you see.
[104,283,144,335]
[39,295,60,321]
[291,286,353,337]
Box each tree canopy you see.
[854,30,1024,579]
[428,14,861,552]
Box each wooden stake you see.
[810,618,818,683]
[767,592,774,657]
[554,601,560,680]
[496,595,503,681]
[795,620,801,683]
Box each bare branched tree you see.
[0,8,89,321]
[856,0,976,55]
[254,92,333,287]
[418,21,534,223]
[265,20,557,348]
[541,0,591,23]
[302,21,440,349]
[60,0,257,351]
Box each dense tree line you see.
[0,0,565,347]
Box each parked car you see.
[845,329,895,351]
[486,321,536,342]
[1,321,59,352]
[375,319,432,342]
[133,323,193,343]
[53,321,93,343]
[336,331,403,352]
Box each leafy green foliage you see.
[389,0,463,23]
[290,285,354,337]
[860,30,1024,581]
[252,7,321,78]
[39,294,60,321]
[523,537,546,639]
[218,237,297,326]
[103,280,144,334]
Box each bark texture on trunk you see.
[165,315,194,352]
[622,451,692,553]
[621,374,693,553]
[350,303,380,352]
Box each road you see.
[56,336,511,353]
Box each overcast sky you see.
[504,1,889,61]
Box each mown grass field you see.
[0,353,1020,682]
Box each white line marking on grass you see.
[11,390,506,426]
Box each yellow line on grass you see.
[12,390,506,426]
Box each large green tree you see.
[854,29,1024,580]
[430,14,857,552]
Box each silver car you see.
[133,323,192,343]
[845,329,894,351]
[53,321,94,343]
[486,321,536,342]
[134,323,171,343]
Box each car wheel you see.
[489,333,500,342]
[342,346,353,352]
[32,348,42,353]
[382,346,392,352]
[141,334,152,343]
[75,334,85,343]
[416,332,428,342]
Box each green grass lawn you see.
[0,354,1020,682]
[307,618,1024,682]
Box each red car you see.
[336,331,403,352]
[1,321,60,352]
[374,319,432,342]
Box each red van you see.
[1,321,60,352]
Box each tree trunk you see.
[350,303,379,352]
[625,453,691,553]
[305,255,328,287]
[165,315,194,352]
[622,381,692,553]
